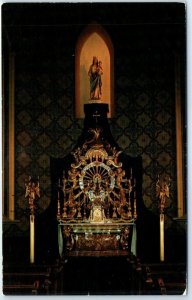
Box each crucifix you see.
[93,110,100,124]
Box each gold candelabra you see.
[57,164,137,223]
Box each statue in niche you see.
[88,56,103,100]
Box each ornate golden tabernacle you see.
[57,128,137,256]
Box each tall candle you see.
[160,213,164,262]
[30,214,35,264]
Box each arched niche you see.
[75,23,114,118]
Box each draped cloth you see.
[131,223,137,256]
[58,225,63,257]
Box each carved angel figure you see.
[156,175,170,213]
[25,177,40,211]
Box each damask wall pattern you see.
[14,38,177,231]
[110,50,177,220]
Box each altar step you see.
[56,255,144,295]
[3,258,187,295]
[46,256,187,295]
[3,262,62,295]
[142,262,186,295]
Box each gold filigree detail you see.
[57,128,137,224]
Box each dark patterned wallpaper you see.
[15,52,83,230]
[14,47,177,231]
[3,3,184,232]
[110,51,177,219]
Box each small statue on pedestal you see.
[88,56,103,101]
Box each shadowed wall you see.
[2,3,186,262]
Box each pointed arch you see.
[75,23,114,118]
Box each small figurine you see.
[88,56,103,100]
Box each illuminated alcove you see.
[75,23,114,118]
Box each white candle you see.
[160,213,164,262]
[30,214,35,264]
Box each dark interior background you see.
[2,3,186,264]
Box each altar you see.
[56,119,138,258]
[58,221,137,257]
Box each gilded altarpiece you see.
[57,128,137,256]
